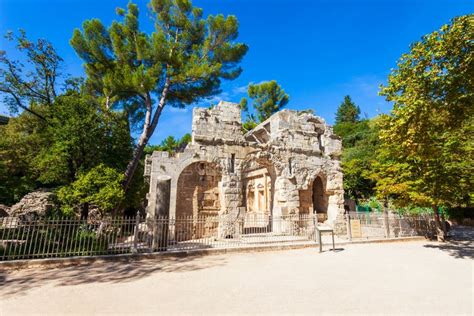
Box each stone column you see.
[272,176,291,233]
[154,175,171,217]
[273,174,301,219]
[148,175,171,250]
[325,170,346,233]
[218,173,243,238]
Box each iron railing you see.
[0,214,317,261]
[0,212,438,261]
[345,212,437,240]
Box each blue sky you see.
[1,0,472,144]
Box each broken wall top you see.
[192,101,245,145]
[245,110,342,158]
[144,101,342,178]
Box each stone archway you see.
[175,161,222,240]
[298,175,328,218]
[312,175,328,220]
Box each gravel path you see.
[1,238,472,315]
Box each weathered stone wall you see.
[192,101,245,145]
[176,162,222,217]
[145,101,346,238]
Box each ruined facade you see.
[144,101,345,238]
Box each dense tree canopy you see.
[0,109,46,204]
[373,15,473,238]
[333,96,378,201]
[70,0,248,191]
[375,15,473,208]
[57,164,125,217]
[0,92,133,208]
[35,93,132,185]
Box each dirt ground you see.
[1,231,473,315]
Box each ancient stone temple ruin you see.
[144,101,345,240]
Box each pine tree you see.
[248,80,289,122]
[240,80,289,130]
[335,95,360,125]
[333,95,377,201]
[70,0,248,192]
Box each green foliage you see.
[374,15,474,209]
[358,197,382,212]
[335,95,360,125]
[0,30,62,121]
[333,96,379,201]
[144,133,192,154]
[58,164,125,215]
[240,80,289,128]
[0,92,133,206]
[0,108,49,204]
[34,93,132,185]
[395,205,436,216]
[0,223,109,258]
[71,1,247,106]
[179,133,192,146]
[242,119,258,132]
[0,32,134,209]
[160,136,179,153]
[70,0,248,190]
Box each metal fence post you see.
[383,209,390,238]
[398,214,403,237]
[132,213,140,253]
[346,212,352,241]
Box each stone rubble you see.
[8,190,57,220]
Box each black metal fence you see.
[0,214,317,261]
[0,212,437,261]
[345,212,438,240]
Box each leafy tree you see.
[57,164,125,218]
[0,92,133,208]
[240,80,289,129]
[333,96,378,201]
[159,136,179,153]
[0,32,138,215]
[0,110,47,204]
[335,95,360,125]
[0,30,63,121]
[179,133,192,147]
[0,31,63,204]
[145,133,192,154]
[337,118,380,201]
[374,15,474,240]
[33,92,132,185]
[70,0,248,192]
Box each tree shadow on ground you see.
[0,254,227,298]
[423,225,474,260]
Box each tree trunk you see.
[122,133,149,192]
[80,202,89,220]
[433,205,445,242]
[122,79,170,193]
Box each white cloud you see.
[201,91,230,106]
[232,84,248,94]
[167,107,188,113]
